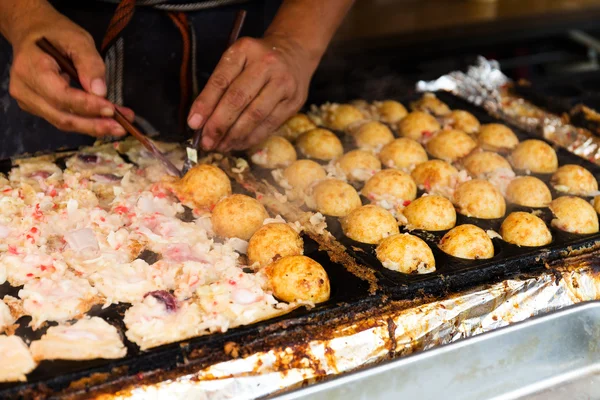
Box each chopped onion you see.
[64,228,99,254]
[232,288,259,305]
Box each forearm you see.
[0,0,57,44]
[265,0,355,68]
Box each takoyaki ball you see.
[506,176,552,208]
[265,255,330,303]
[376,234,436,274]
[379,138,428,170]
[550,196,599,234]
[397,111,441,142]
[296,128,344,161]
[411,160,459,191]
[509,139,558,173]
[550,164,598,196]
[352,121,395,152]
[247,223,304,267]
[211,194,269,240]
[373,100,408,124]
[426,129,477,163]
[410,93,451,116]
[446,110,480,135]
[462,151,512,177]
[402,195,456,231]
[278,113,317,141]
[248,136,297,169]
[438,224,494,260]
[478,123,519,152]
[500,212,552,247]
[341,205,399,244]
[362,170,417,203]
[173,164,232,209]
[453,179,506,219]
[336,150,382,182]
[283,159,326,193]
[324,104,365,131]
[593,195,600,214]
[309,179,362,217]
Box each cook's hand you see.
[7,7,134,137]
[187,35,316,151]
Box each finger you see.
[186,46,247,132]
[28,62,114,118]
[201,65,270,150]
[215,80,287,151]
[17,84,125,137]
[56,33,108,97]
[229,102,292,151]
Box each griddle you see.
[1,91,600,399]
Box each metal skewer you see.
[182,9,247,175]
[36,37,183,178]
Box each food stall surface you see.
[278,301,600,400]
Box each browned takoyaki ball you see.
[308,179,362,217]
[550,196,599,234]
[265,255,330,303]
[505,176,552,208]
[426,129,477,162]
[439,224,494,259]
[373,100,408,124]
[402,195,456,231]
[509,139,558,173]
[453,179,506,219]
[277,113,317,141]
[445,110,480,134]
[550,164,598,196]
[477,123,519,152]
[212,194,269,240]
[336,150,382,182]
[296,128,344,161]
[500,212,552,247]
[397,111,441,142]
[352,121,395,152]
[411,93,451,116]
[341,205,399,244]
[379,138,428,170]
[247,223,304,267]
[376,233,436,274]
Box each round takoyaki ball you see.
[265,255,330,303]
[506,176,552,208]
[373,100,408,124]
[438,224,494,260]
[172,164,232,209]
[247,223,304,267]
[550,164,598,196]
[376,234,436,274]
[462,151,512,177]
[411,160,459,191]
[453,179,506,219]
[397,111,441,142]
[500,212,552,247]
[211,194,269,240]
[278,113,317,141]
[324,104,365,131]
[296,128,344,161]
[402,195,456,231]
[509,139,558,174]
[593,195,600,214]
[309,179,362,217]
[550,196,599,234]
[248,136,297,169]
[478,123,519,152]
[446,110,480,135]
[379,138,428,170]
[352,121,395,152]
[426,129,477,163]
[411,93,451,116]
[362,169,417,202]
[283,159,326,194]
[341,205,399,244]
[336,150,382,182]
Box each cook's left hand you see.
[187,34,317,152]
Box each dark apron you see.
[0,0,281,158]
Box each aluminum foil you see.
[107,262,600,400]
[417,56,600,165]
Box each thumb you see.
[63,35,107,97]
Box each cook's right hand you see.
[7,7,134,137]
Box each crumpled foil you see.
[108,262,600,400]
[417,56,600,165]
